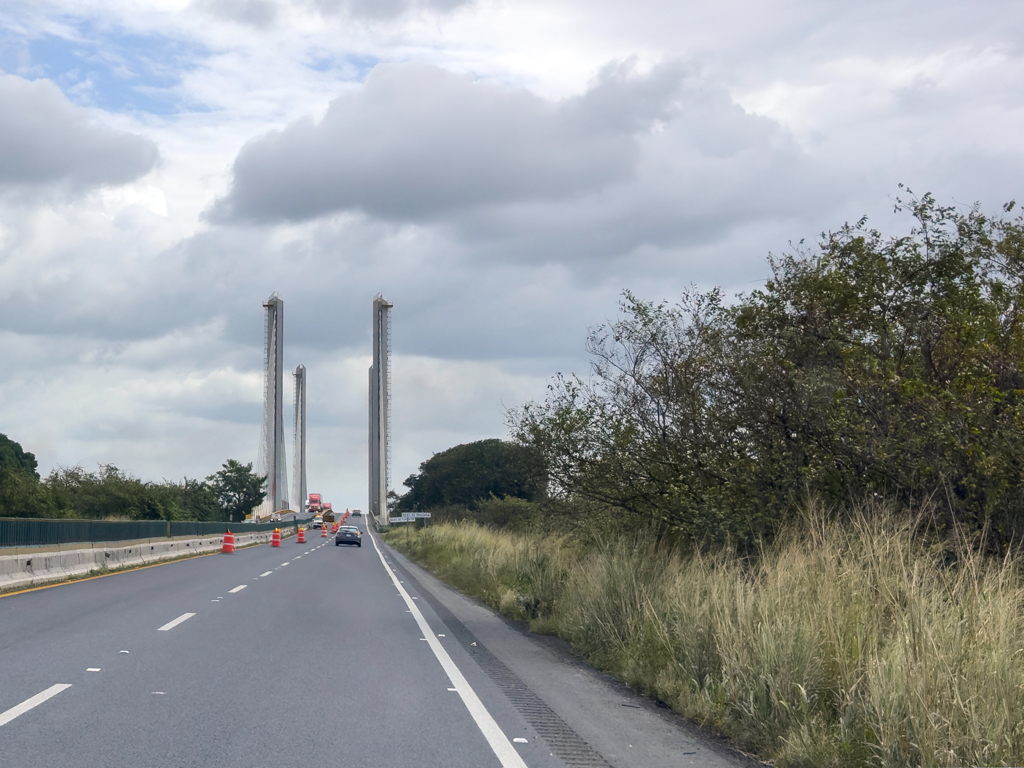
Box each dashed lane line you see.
[260,571,273,577]
[157,612,196,631]
[228,585,247,593]
[0,684,72,727]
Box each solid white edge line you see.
[157,612,196,631]
[367,530,528,768]
[0,684,72,727]
[228,585,247,593]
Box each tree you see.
[174,478,221,521]
[512,193,1024,548]
[0,434,57,517]
[0,433,39,478]
[396,439,546,512]
[207,460,266,522]
[45,465,177,520]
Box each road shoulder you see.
[381,540,763,768]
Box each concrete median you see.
[0,525,296,593]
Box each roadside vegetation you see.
[0,435,266,522]
[388,510,1024,768]
[386,193,1024,767]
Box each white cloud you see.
[2,0,1024,511]
[209,60,684,223]
[0,74,158,191]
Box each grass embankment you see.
[385,514,1024,768]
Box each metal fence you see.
[0,518,289,549]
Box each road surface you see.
[0,518,750,768]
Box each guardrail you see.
[0,525,298,592]
[0,517,289,549]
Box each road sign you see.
[412,512,432,518]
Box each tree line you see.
[398,193,1024,551]
[509,193,1024,549]
[0,433,266,522]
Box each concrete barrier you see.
[0,525,296,593]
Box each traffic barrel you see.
[297,527,305,543]
[271,528,281,547]
[222,530,235,554]
[321,525,328,538]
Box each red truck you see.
[307,493,322,514]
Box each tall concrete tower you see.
[293,364,307,516]
[257,293,288,517]
[369,294,392,524]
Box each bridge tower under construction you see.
[293,364,307,516]
[256,293,288,518]
[369,294,392,525]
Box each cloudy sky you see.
[0,0,1021,510]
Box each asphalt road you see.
[0,519,751,768]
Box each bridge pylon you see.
[369,295,392,525]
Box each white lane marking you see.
[367,532,528,768]
[448,687,457,692]
[294,556,302,560]
[260,571,272,577]
[86,668,101,672]
[281,562,289,566]
[229,585,247,593]
[0,684,72,727]
[157,612,196,631]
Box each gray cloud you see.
[194,0,279,28]
[309,0,472,20]
[0,75,158,190]
[209,61,684,223]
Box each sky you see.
[1,0,1022,512]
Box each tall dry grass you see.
[386,509,1024,767]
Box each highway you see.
[0,518,749,768]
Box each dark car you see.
[335,526,361,547]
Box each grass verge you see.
[384,511,1024,768]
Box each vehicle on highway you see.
[351,509,362,516]
[312,514,323,529]
[335,525,361,547]
[307,493,322,514]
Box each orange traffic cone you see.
[297,527,305,543]
[222,530,235,554]
[271,528,281,547]
[321,524,328,538]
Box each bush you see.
[512,194,1024,550]
[388,509,1024,767]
